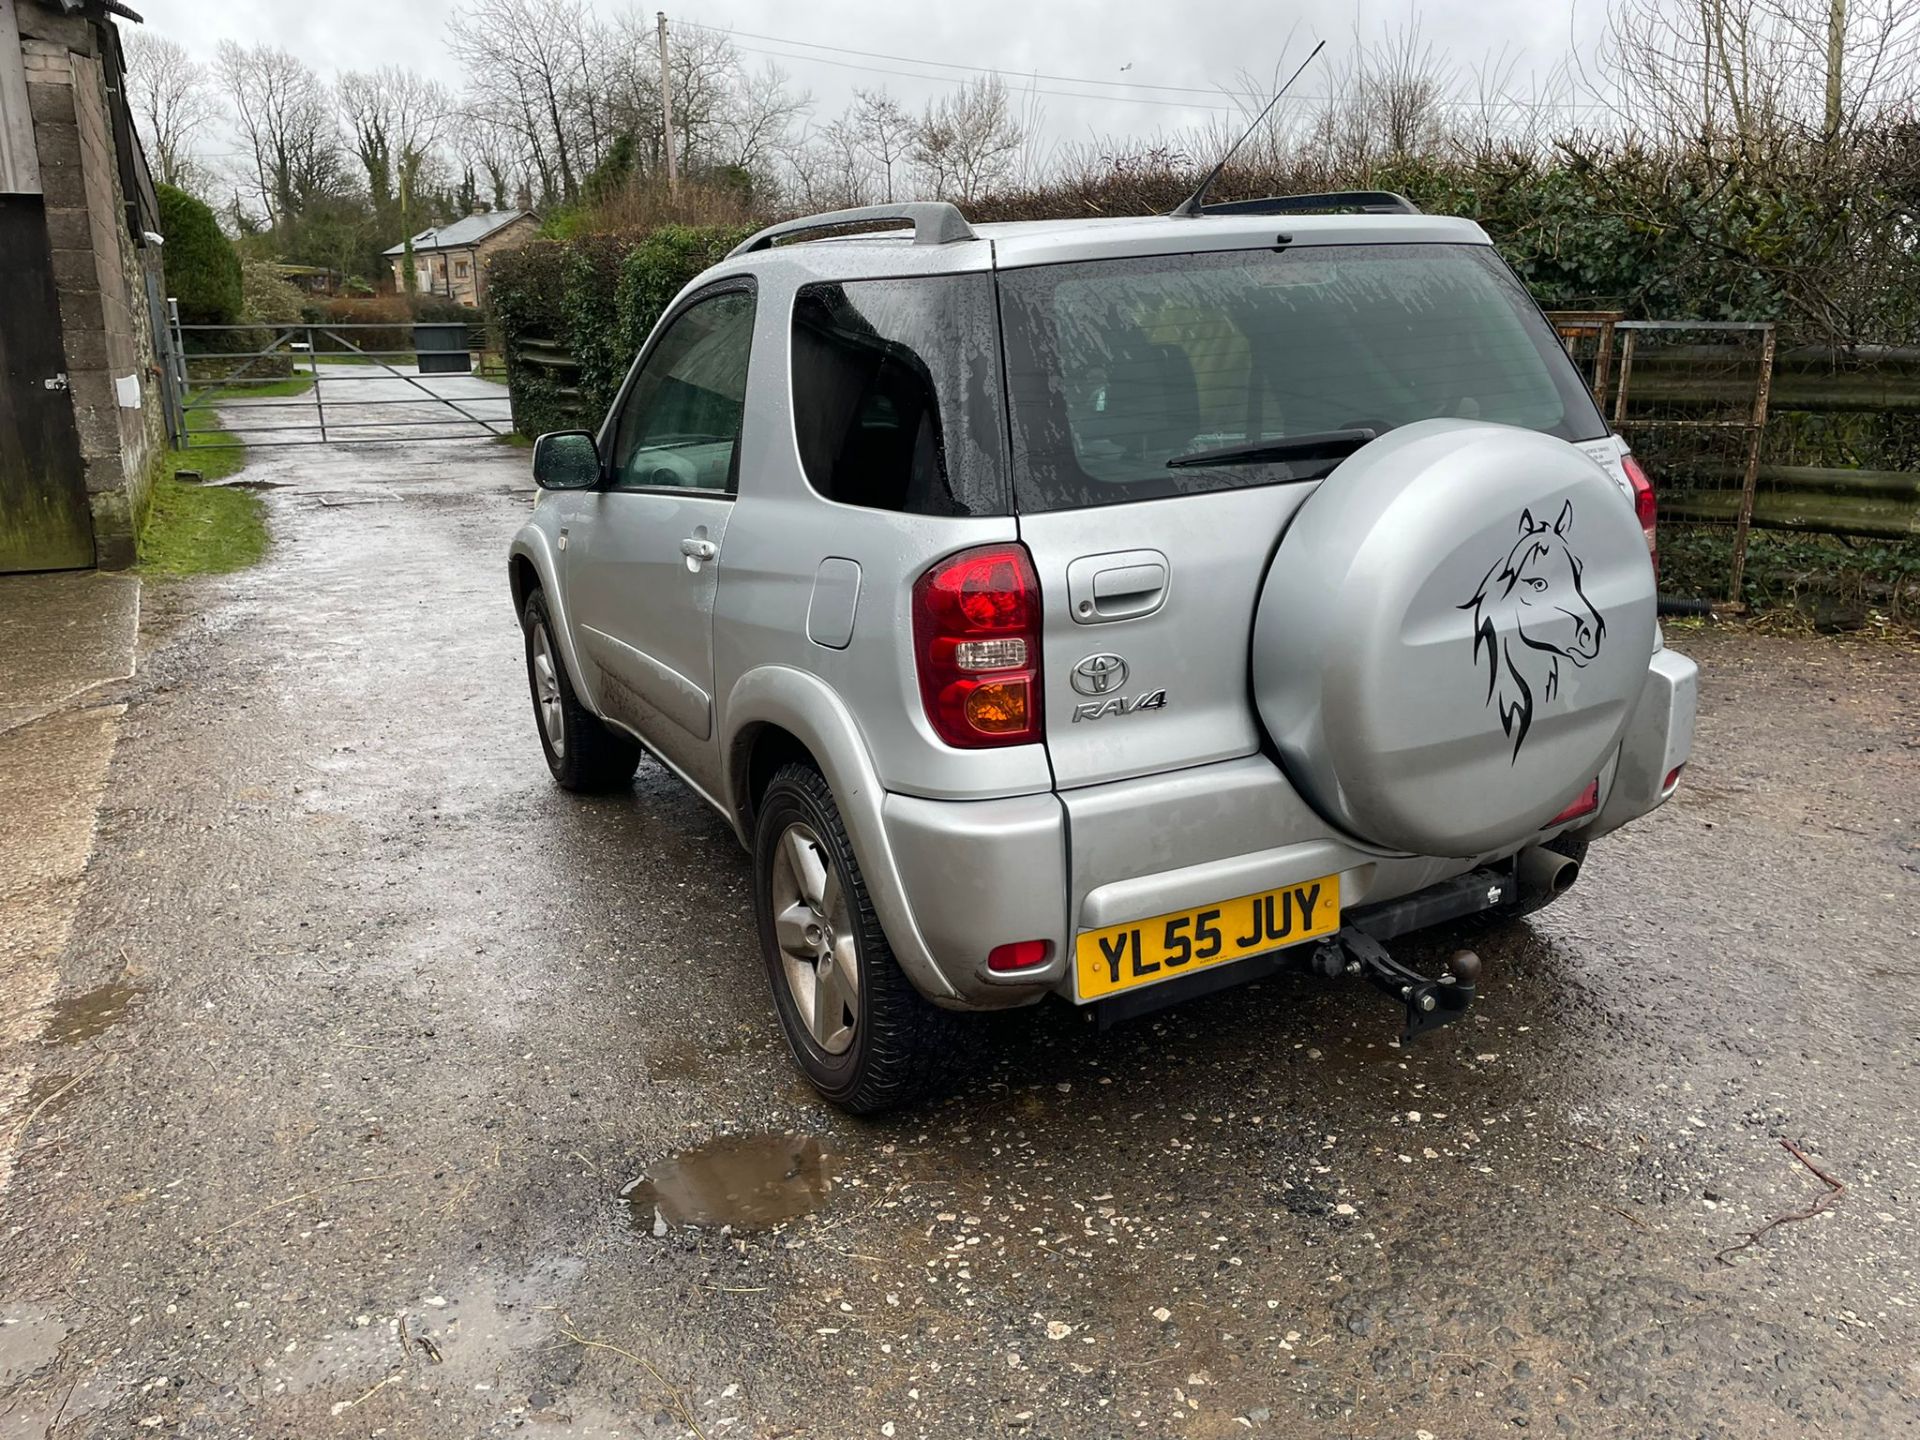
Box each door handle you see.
[1066,549,1169,623]
[680,536,718,562]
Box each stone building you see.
[385,208,539,308]
[0,0,164,572]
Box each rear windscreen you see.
[997,243,1609,512]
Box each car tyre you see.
[521,588,640,793]
[753,763,969,1113]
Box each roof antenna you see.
[1170,40,1327,219]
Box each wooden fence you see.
[1551,315,1919,603]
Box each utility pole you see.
[1825,0,1847,143]
[657,11,678,197]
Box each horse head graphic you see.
[1460,499,1605,762]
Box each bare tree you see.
[215,41,347,225]
[458,107,532,210]
[1360,21,1456,159]
[850,88,915,202]
[123,31,218,191]
[450,0,600,205]
[783,110,876,210]
[717,59,811,177]
[1598,0,1920,149]
[912,76,1024,203]
[338,67,453,292]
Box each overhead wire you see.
[676,16,1612,116]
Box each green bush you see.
[157,184,242,326]
[239,256,306,324]
[487,223,750,436]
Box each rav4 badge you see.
[1069,651,1166,721]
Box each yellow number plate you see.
[1074,876,1341,1001]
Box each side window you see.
[790,275,1008,516]
[611,288,756,492]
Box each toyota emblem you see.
[1071,653,1129,696]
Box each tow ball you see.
[1308,928,1481,1043]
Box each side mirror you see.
[532,430,601,490]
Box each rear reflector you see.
[1546,779,1600,827]
[1662,764,1684,793]
[987,939,1051,973]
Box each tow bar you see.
[1309,928,1481,1043]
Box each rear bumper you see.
[1585,645,1697,839]
[876,644,1698,1011]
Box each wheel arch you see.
[722,666,959,1001]
[508,527,596,713]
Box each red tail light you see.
[1623,455,1657,570]
[913,544,1044,749]
[1546,778,1599,827]
[987,939,1052,972]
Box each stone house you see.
[0,0,165,572]
[384,208,537,308]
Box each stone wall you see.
[16,4,160,569]
[470,217,539,305]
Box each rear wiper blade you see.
[1165,427,1379,470]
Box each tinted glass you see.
[791,275,1008,515]
[998,244,1608,512]
[612,288,755,492]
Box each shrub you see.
[239,256,306,324]
[298,295,483,359]
[157,184,241,326]
[487,223,750,436]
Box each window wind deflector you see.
[1165,427,1379,470]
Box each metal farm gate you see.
[163,313,512,453]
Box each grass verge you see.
[137,430,269,578]
[184,373,318,407]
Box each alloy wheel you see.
[768,822,859,1055]
[531,623,564,758]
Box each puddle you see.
[42,981,141,1045]
[621,1134,831,1233]
[0,1307,68,1387]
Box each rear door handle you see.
[1067,549,1169,623]
[680,536,718,561]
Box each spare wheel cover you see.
[1253,419,1657,858]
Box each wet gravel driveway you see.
[1,435,1916,1438]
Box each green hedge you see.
[157,184,242,326]
[487,224,750,437]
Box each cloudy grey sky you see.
[133,0,1612,158]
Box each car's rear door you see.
[997,241,1614,792]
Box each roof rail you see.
[727,202,978,259]
[1186,190,1422,218]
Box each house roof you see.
[384,211,534,256]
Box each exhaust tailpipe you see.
[1515,845,1581,899]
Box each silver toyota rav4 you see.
[508,193,1696,1112]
